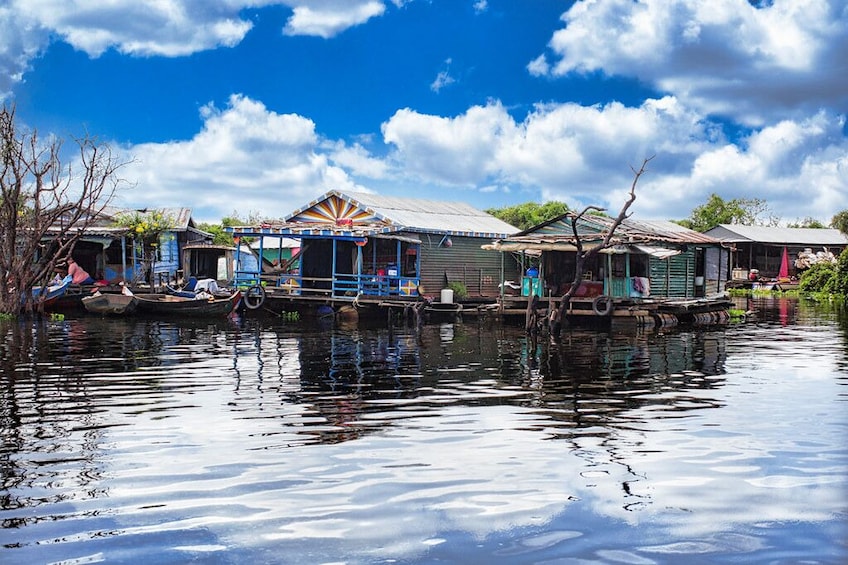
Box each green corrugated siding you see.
[417,234,519,297]
[649,251,695,298]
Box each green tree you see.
[198,213,256,246]
[676,193,777,232]
[831,210,848,235]
[114,210,175,285]
[486,201,569,231]
[787,217,826,228]
[198,222,235,246]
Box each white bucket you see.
[440,288,454,304]
[694,276,705,286]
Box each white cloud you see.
[473,1,488,14]
[537,0,848,125]
[115,94,365,222]
[380,98,847,223]
[283,1,386,38]
[430,58,456,93]
[0,1,395,97]
[0,4,50,97]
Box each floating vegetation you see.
[281,310,300,322]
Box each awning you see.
[631,245,681,259]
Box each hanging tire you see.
[243,284,266,310]
[592,295,613,316]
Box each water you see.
[1,298,846,564]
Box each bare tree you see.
[0,105,129,314]
[546,156,654,334]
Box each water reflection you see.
[1,302,846,564]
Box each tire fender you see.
[592,295,613,316]
[244,284,266,310]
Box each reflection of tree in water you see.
[534,328,727,427]
[522,326,729,514]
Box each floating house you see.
[703,224,848,281]
[487,213,732,326]
[227,190,520,315]
[43,207,211,288]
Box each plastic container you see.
[440,288,454,304]
[526,267,539,277]
[694,276,704,286]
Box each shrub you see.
[447,281,468,299]
[798,262,836,294]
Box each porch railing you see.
[233,270,419,299]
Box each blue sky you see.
[2,0,846,224]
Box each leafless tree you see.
[0,105,130,314]
[545,156,654,334]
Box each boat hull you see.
[82,293,138,315]
[134,291,241,317]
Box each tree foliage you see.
[798,248,848,297]
[676,193,777,232]
[486,201,569,231]
[786,217,826,228]
[114,210,175,285]
[198,213,256,246]
[831,210,848,235]
[0,105,128,314]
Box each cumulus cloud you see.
[380,99,847,222]
[0,0,395,97]
[283,1,386,38]
[535,0,848,125]
[115,94,365,222]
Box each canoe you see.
[21,278,71,310]
[82,292,138,315]
[134,290,241,317]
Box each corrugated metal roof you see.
[704,224,848,246]
[283,190,519,238]
[494,213,719,251]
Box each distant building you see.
[703,225,848,280]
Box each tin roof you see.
[284,190,518,238]
[491,213,720,252]
[704,224,848,246]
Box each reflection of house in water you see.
[536,329,727,422]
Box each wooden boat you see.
[81,292,138,315]
[21,278,71,311]
[134,290,241,317]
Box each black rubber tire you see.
[243,284,266,310]
[592,295,613,316]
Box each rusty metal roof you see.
[494,213,720,251]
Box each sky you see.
[2,0,847,225]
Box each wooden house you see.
[227,190,520,315]
[488,213,731,326]
[44,207,211,287]
[703,224,848,281]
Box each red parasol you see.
[778,246,790,280]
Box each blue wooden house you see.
[228,190,519,313]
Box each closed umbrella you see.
[778,246,790,280]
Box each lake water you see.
[1,297,846,564]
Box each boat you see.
[81,290,138,315]
[21,277,71,311]
[134,289,241,317]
